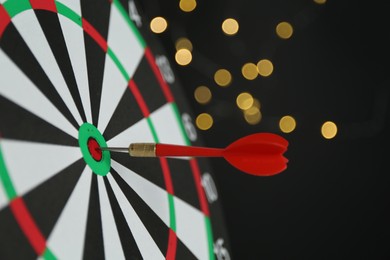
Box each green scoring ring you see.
[78,123,110,176]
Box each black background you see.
[139,0,389,259]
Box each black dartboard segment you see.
[0,0,230,259]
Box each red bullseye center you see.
[87,138,102,161]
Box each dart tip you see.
[99,147,130,153]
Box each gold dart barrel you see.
[129,143,156,157]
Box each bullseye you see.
[78,123,110,176]
[87,138,102,161]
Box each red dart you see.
[102,133,288,176]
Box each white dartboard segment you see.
[107,118,155,146]
[107,173,165,260]
[47,167,92,260]
[150,103,187,146]
[0,139,82,197]
[97,176,126,260]
[174,197,209,260]
[150,104,190,159]
[97,55,128,133]
[111,160,170,226]
[11,10,83,126]
[107,3,144,79]
[0,50,78,139]
[57,0,82,16]
[107,104,187,148]
[58,15,93,123]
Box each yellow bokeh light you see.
[257,59,274,77]
[194,86,212,104]
[179,0,197,12]
[321,121,337,139]
[276,21,293,39]
[196,113,213,130]
[222,18,239,36]
[244,107,262,125]
[242,63,258,80]
[252,98,261,109]
[175,49,192,66]
[214,69,232,87]
[236,92,254,110]
[279,115,296,133]
[314,0,326,4]
[150,17,168,34]
[175,37,193,52]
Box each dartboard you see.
[0,0,231,259]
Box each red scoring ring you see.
[87,138,102,162]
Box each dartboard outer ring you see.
[0,0,231,259]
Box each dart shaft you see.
[128,143,223,157]
[157,143,223,157]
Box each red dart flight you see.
[154,133,289,176]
